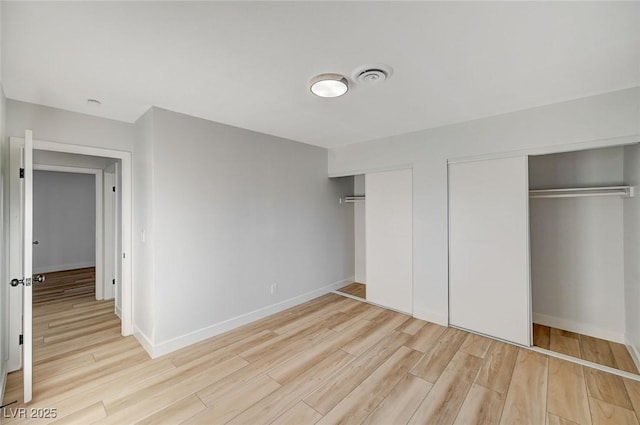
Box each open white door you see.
[9,131,34,403]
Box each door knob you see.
[32,241,39,245]
[9,278,31,286]
[33,274,45,283]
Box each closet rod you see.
[342,196,365,203]
[529,186,634,199]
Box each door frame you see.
[32,164,105,299]
[7,138,132,359]
[33,139,133,337]
[103,163,117,302]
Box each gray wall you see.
[146,107,354,345]
[624,144,640,360]
[33,170,96,273]
[329,87,640,325]
[3,99,355,357]
[133,108,155,341]
[6,100,135,151]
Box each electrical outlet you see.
[270,283,278,296]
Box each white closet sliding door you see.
[366,169,413,314]
[449,156,531,346]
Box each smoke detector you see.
[352,64,393,86]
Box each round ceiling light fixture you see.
[87,98,102,105]
[310,73,348,98]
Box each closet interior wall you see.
[354,174,365,285]
[623,144,640,364]
[529,146,628,344]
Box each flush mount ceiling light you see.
[87,98,102,105]
[310,73,348,98]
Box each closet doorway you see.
[448,141,640,377]
[336,169,413,315]
[337,175,366,300]
[529,145,640,375]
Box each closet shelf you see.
[529,186,635,199]
[342,196,365,203]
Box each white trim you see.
[529,345,640,382]
[31,139,133,336]
[452,323,640,381]
[133,326,154,357]
[102,165,116,301]
[33,164,103,300]
[447,134,639,164]
[332,290,412,316]
[328,163,413,178]
[533,312,625,344]
[115,305,122,319]
[626,338,640,373]
[33,262,95,274]
[138,277,354,358]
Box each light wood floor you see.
[33,267,97,304]
[4,281,640,424]
[534,323,640,375]
[337,282,366,299]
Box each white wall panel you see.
[449,156,530,345]
[366,169,412,314]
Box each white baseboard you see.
[533,313,625,343]
[414,308,448,327]
[115,305,122,319]
[141,276,355,358]
[133,326,154,358]
[625,337,640,372]
[33,261,95,274]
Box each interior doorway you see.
[336,174,366,301]
[6,137,132,377]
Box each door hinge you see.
[19,168,24,179]
[112,279,116,285]
[112,186,116,192]
[19,335,23,345]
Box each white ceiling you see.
[2,2,639,148]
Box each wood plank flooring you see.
[337,282,366,299]
[33,267,97,304]
[534,323,640,375]
[4,277,640,424]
